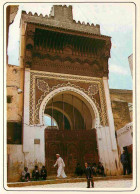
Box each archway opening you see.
[44,91,94,130]
[44,109,71,130]
[44,114,58,128]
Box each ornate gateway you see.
[21,5,120,176]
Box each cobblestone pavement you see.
[24,179,133,189]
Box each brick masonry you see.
[7,65,22,121]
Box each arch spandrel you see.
[29,71,108,127]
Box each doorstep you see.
[7,174,132,187]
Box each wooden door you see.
[45,129,99,175]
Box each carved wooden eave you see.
[22,8,111,78]
[27,21,111,41]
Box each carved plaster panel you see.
[37,79,50,92]
[29,71,108,126]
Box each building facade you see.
[110,89,133,172]
[7,5,124,181]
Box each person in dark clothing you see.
[120,150,129,175]
[84,162,94,188]
[91,163,97,176]
[123,147,132,174]
[32,165,40,181]
[97,162,105,176]
[21,167,30,182]
[41,166,47,180]
[75,163,83,176]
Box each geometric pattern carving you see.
[37,79,50,92]
[29,71,108,126]
[98,82,108,126]
[88,84,99,96]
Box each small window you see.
[7,95,13,103]
[13,69,18,74]
[26,44,33,50]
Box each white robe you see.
[54,157,67,178]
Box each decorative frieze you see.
[88,84,99,96]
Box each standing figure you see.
[53,154,67,178]
[41,166,47,180]
[84,162,94,188]
[32,165,40,181]
[120,150,129,175]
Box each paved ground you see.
[24,179,133,189]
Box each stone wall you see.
[111,101,131,130]
[7,65,22,122]
[110,89,132,130]
[50,5,73,22]
[9,5,19,24]
[7,143,46,182]
[110,89,132,103]
[22,5,100,35]
[7,145,24,182]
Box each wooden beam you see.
[27,22,111,42]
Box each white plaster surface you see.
[117,131,132,148]
[7,145,24,181]
[23,125,46,166]
[103,77,117,151]
[23,69,30,125]
[7,145,24,162]
[23,69,31,152]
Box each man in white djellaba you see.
[53,154,67,178]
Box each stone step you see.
[7,175,132,187]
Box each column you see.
[23,68,33,152]
[103,77,117,150]
[103,77,121,175]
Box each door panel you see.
[45,129,99,175]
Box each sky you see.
[44,115,57,127]
[8,2,135,90]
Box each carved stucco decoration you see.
[25,28,35,68]
[29,71,108,126]
[37,79,50,92]
[88,84,99,96]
